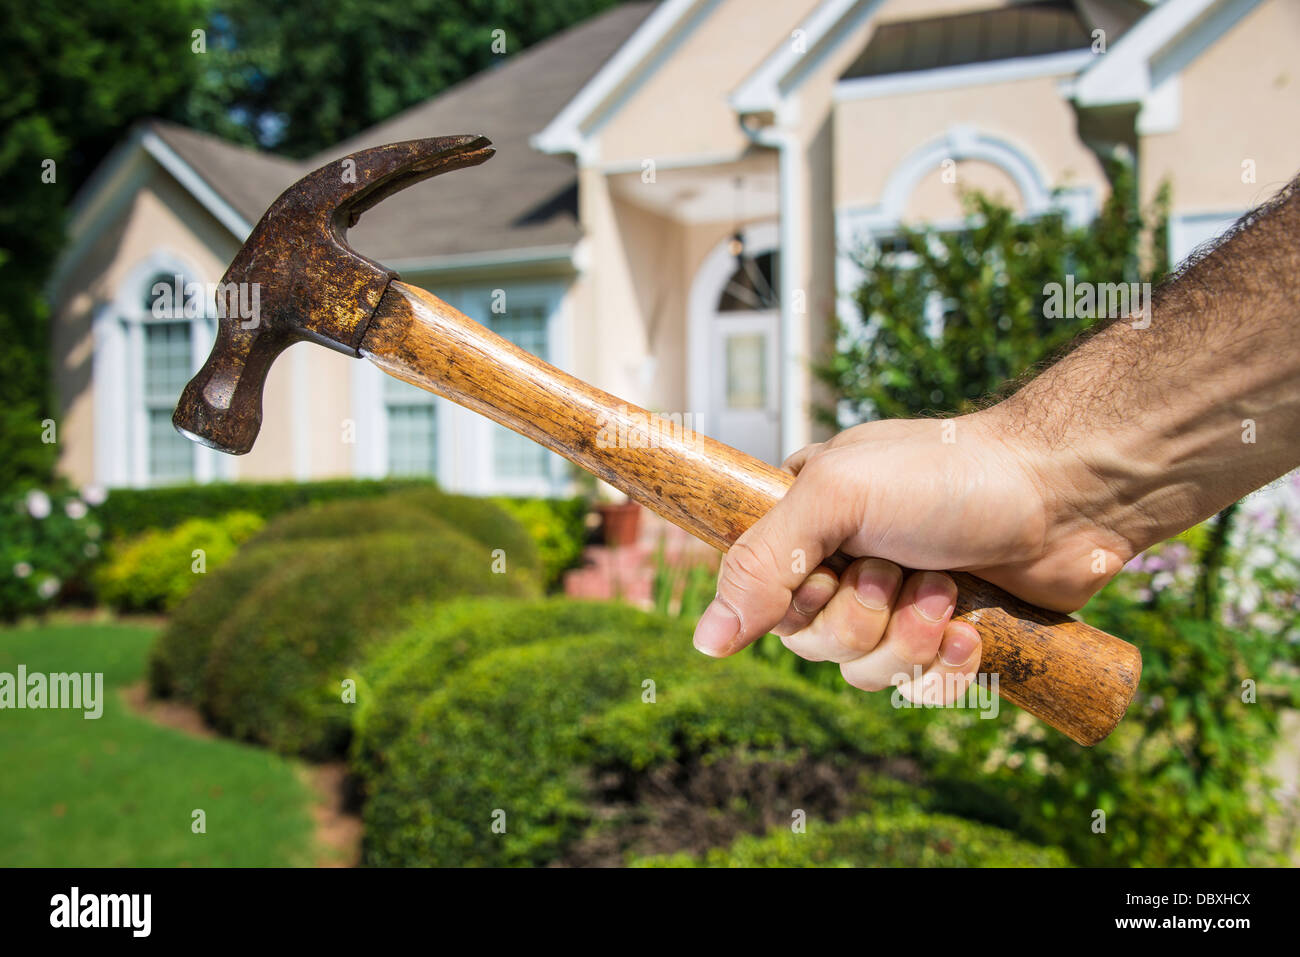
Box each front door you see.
[711,309,779,464]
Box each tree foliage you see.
[0,0,209,491]
[180,0,620,157]
[816,159,1169,425]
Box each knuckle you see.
[897,627,945,666]
[719,537,779,596]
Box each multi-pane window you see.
[489,304,552,480]
[384,373,437,475]
[142,320,194,482]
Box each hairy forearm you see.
[992,175,1300,557]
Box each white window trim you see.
[98,249,232,488]
[1169,210,1246,266]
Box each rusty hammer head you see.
[173,135,493,454]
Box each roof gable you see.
[1074,0,1259,105]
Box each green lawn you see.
[0,619,319,866]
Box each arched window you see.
[717,250,778,312]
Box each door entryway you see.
[708,245,780,463]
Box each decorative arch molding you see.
[113,247,212,319]
[687,220,779,433]
[855,126,1067,238]
[834,126,1096,333]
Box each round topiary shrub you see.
[196,528,537,758]
[631,809,1070,867]
[351,597,667,784]
[359,604,922,868]
[149,541,306,700]
[149,491,542,705]
[249,488,541,586]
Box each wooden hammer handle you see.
[362,281,1141,745]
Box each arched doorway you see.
[689,222,781,464]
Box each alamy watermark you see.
[0,666,103,719]
[596,406,703,450]
[151,274,261,329]
[1043,275,1152,329]
[891,667,1000,719]
[50,887,150,937]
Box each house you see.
[49,0,1300,495]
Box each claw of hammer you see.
[173,135,493,454]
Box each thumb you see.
[693,465,842,657]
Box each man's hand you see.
[692,410,1136,701]
[693,174,1300,702]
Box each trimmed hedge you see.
[95,510,264,612]
[199,529,536,757]
[359,602,916,867]
[149,541,305,701]
[352,598,665,783]
[632,809,1070,867]
[250,488,540,585]
[149,492,539,702]
[97,478,438,538]
[150,494,542,757]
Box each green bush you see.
[252,488,540,585]
[352,597,662,783]
[584,666,908,772]
[150,491,540,701]
[196,528,536,758]
[148,541,305,700]
[94,510,264,612]
[96,477,438,539]
[360,605,921,867]
[632,809,1069,867]
[0,487,101,621]
[491,497,588,588]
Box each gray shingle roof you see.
[148,121,300,227]
[148,2,658,262]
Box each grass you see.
[0,618,320,866]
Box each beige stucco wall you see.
[833,74,1109,212]
[1139,0,1300,216]
[596,0,822,166]
[51,160,355,488]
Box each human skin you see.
[693,175,1300,704]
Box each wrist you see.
[967,404,1146,570]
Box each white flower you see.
[65,499,88,520]
[80,484,108,506]
[25,489,51,519]
[13,562,32,579]
[37,577,60,600]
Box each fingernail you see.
[694,599,741,657]
[914,572,956,622]
[939,623,979,667]
[792,573,837,615]
[855,559,900,610]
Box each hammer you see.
[174,135,1141,746]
